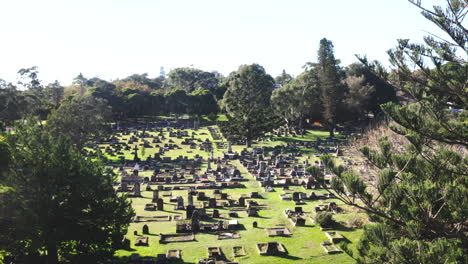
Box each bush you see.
[315,212,335,227]
[347,214,366,228]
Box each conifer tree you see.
[311,1,467,263]
[316,38,346,137]
[221,64,277,147]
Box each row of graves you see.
[121,181,275,264]
[84,123,218,164]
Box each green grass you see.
[104,126,363,263]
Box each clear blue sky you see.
[0,0,443,85]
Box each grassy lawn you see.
[102,126,363,264]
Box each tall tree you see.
[313,1,467,263]
[316,38,345,137]
[0,122,134,264]
[271,70,321,135]
[274,69,293,86]
[221,64,277,147]
[47,95,111,149]
[187,88,219,129]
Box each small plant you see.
[315,212,335,227]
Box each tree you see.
[316,38,346,137]
[0,122,134,264]
[274,69,293,86]
[221,64,277,147]
[166,67,219,93]
[187,88,219,129]
[47,95,111,149]
[0,80,24,126]
[346,62,397,115]
[271,70,321,135]
[342,74,375,119]
[315,1,467,263]
[165,89,189,120]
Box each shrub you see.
[315,212,335,227]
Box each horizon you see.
[0,0,443,85]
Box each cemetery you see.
[1,2,464,263]
[95,121,368,264]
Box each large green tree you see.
[271,70,321,135]
[47,95,112,149]
[315,38,346,137]
[0,123,134,264]
[221,64,277,147]
[311,1,467,263]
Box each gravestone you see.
[212,209,220,218]
[209,198,217,208]
[142,224,149,235]
[186,205,195,219]
[191,210,200,232]
[253,221,258,228]
[188,193,194,206]
[157,198,164,211]
[121,182,128,192]
[238,197,246,207]
[134,182,141,197]
[247,207,258,217]
[176,196,184,210]
[152,190,159,202]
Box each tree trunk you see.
[246,140,252,148]
[46,243,58,264]
[329,127,335,138]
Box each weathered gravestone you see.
[157,198,164,211]
[142,224,149,235]
[152,190,159,202]
[212,209,220,218]
[176,196,184,210]
[186,205,195,219]
[134,182,141,197]
[238,197,246,207]
[188,193,194,206]
[208,198,217,208]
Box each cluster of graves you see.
[86,122,360,264]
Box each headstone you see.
[152,190,159,202]
[212,209,220,218]
[121,182,128,192]
[227,141,232,153]
[142,224,149,235]
[247,207,258,217]
[186,205,195,219]
[191,210,200,232]
[188,193,194,206]
[134,182,141,197]
[134,230,138,236]
[157,198,164,210]
[209,198,217,208]
[238,197,246,207]
[176,196,184,210]
[252,221,258,228]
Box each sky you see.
[0,0,444,85]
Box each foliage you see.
[318,1,468,263]
[315,38,346,136]
[315,212,335,227]
[47,95,112,149]
[221,64,278,146]
[0,122,134,264]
